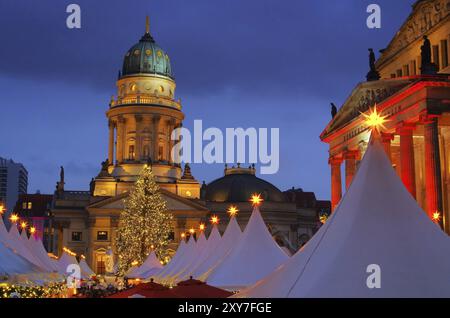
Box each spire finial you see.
[145,16,150,34]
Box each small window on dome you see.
[145,49,152,56]
[165,54,169,60]
[130,84,137,92]
[157,51,163,58]
[159,86,164,93]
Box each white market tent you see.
[28,236,60,272]
[155,236,193,281]
[57,250,79,275]
[207,205,289,290]
[166,231,208,284]
[79,257,95,279]
[6,225,46,270]
[192,216,242,281]
[0,238,43,276]
[237,137,450,298]
[176,225,222,282]
[127,251,162,279]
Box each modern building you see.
[0,157,28,216]
[14,193,53,251]
[50,18,329,273]
[320,0,450,230]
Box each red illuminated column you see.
[380,132,394,161]
[344,150,359,190]
[329,156,343,211]
[397,123,416,198]
[422,114,443,226]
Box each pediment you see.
[322,78,415,137]
[88,189,208,211]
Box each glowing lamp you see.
[9,214,19,223]
[199,223,205,231]
[180,233,186,238]
[210,215,219,225]
[432,211,441,222]
[20,221,27,229]
[227,206,238,217]
[29,226,36,234]
[131,260,139,266]
[0,205,4,214]
[361,105,388,131]
[189,228,195,234]
[250,194,263,206]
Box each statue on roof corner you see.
[420,35,438,75]
[366,48,380,81]
[331,103,337,118]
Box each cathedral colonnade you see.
[107,114,182,165]
[329,111,446,230]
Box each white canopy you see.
[207,205,289,290]
[0,239,43,276]
[237,137,450,298]
[156,236,194,282]
[167,231,208,284]
[177,225,222,281]
[6,225,46,270]
[57,251,79,275]
[127,251,162,279]
[79,257,95,279]
[193,217,242,281]
[24,234,59,272]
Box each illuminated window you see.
[128,145,135,160]
[185,190,192,197]
[159,85,164,93]
[97,231,108,241]
[27,202,32,209]
[134,50,140,55]
[130,84,137,92]
[432,45,440,70]
[72,232,82,242]
[22,202,27,209]
[145,49,152,56]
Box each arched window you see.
[143,145,149,158]
[128,145,135,160]
[158,145,164,161]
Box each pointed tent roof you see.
[177,225,222,281]
[57,251,79,275]
[127,251,163,278]
[155,239,186,278]
[28,236,59,272]
[156,236,195,282]
[79,257,95,279]
[6,225,46,270]
[167,231,208,284]
[192,217,242,280]
[238,138,450,298]
[207,205,289,289]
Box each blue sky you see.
[0,0,414,199]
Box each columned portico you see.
[422,114,443,225]
[329,156,343,211]
[397,122,417,198]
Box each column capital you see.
[117,116,126,124]
[419,112,440,124]
[108,119,115,128]
[396,121,416,135]
[343,149,360,160]
[152,115,161,123]
[329,156,343,165]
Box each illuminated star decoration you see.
[227,205,238,217]
[0,205,4,215]
[9,214,19,223]
[250,193,263,206]
[199,223,205,231]
[20,221,28,229]
[432,211,441,223]
[29,226,36,234]
[180,232,186,239]
[189,228,195,234]
[210,215,219,225]
[361,105,389,132]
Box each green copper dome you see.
[121,31,173,79]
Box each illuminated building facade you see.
[320,0,450,230]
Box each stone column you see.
[152,115,161,161]
[422,114,443,226]
[397,122,416,198]
[135,115,143,161]
[344,150,359,190]
[167,119,176,164]
[329,156,343,211]
[108,120,115,165]
[116,116,125,163]
[381,132,394,161]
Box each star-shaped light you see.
[29,226,36,234]
[180,232,186,239]
[199,223,205,231]
[20,221,28,229]
[9,214,19,223]
[361,105,388,131]
[210,215,219,225]
[250,193,263,206]
[432,211,441,222]
[0,205,4,215]
[189,228,195,234]
[227,206,238,217]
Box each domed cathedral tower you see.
[93,17,200,199]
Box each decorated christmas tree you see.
[117,165,173,275]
